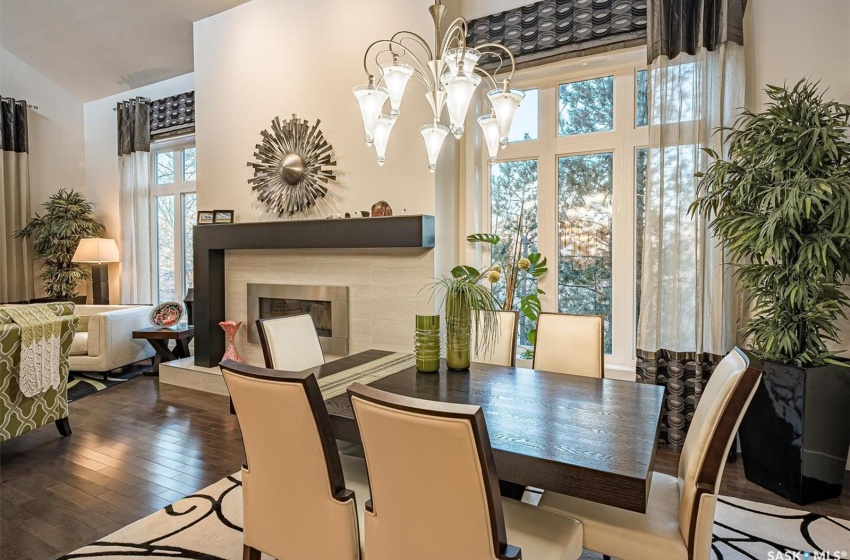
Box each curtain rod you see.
[27,104,38,110]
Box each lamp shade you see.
[72,238,119,263]
[419,122,450,173]
[373,114,395,166]
[382,64,414,117]
[353,84,389,146]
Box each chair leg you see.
[243,545,261,560]
[55,417,72,437]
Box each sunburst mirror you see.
[248,114,337,216]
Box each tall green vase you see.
[414,314,441,373]
[446,294,471,370]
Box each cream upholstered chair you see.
[472,310,519,367]
[255,313,364,457]
[221,360,369,560]
[532,313,604,377]
[538,348,761,560]
[256,314,324,371]
[348,382,583,560]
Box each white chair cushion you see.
[538,472,687,560]
[70,332,88,356]
[502,498,583,560]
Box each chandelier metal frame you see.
[354,1,525,171]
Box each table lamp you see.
[72,238,119,304]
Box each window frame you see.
[480,50,648,375]
[149,136,197,304]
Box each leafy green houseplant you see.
[16,189,106,300]
[690,80,850,504]
[431,265,502,370]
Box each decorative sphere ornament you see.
[248,114,337,216]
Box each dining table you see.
[302,349,666,514]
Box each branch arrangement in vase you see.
[467,232,548,359]
[690,80,850,367]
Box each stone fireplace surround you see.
[193,216,435,368]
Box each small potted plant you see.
[430,265,502,370]
[690,80,850,504]
[16,189,106,302]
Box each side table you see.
[132,325,194,376]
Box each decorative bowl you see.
[150,301,184,328]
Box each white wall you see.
[192,0,442,223]
[83,73,194,303]
[1,47,85,298]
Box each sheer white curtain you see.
[638,43,744,355]
[117,98,152,305]
[636,42,745,448]
[118,152,151,304]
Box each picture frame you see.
[197,211,215,225]
[213,210,235,224]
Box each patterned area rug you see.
[67,370,144,402]
[60,472,850,560]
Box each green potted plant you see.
[431,265,502,370]
[16,189,106,302]
[690,80,850,504]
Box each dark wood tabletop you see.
[304,349,665,513]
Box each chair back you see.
[676,348,761,559]
[533,313,604,377]
[256,314,324,371]
[221,360,360,560]
[348,383,517,560]
[471,310,518,367]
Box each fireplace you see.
[247,284,349,355]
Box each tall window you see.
[151,140,196,304]
[487,52,648,371]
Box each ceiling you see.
[0,0,252,102]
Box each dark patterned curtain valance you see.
[467,0,647,69]
[150,91,195,139]
[648,0,747,63]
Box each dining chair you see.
[347,382,583,560]
[255,314,364,459]
[221,360,369,560]
[472,310,519,367]
[256,313,324,371]
[537,347,761,560]
[532,313,604,377]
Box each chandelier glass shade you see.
[354,1,523,171]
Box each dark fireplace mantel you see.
[193,215,435,367]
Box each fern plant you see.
[689,80,850,367]
[16,189,106,300]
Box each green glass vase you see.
[446,296,471,371]
[414,314,441,373]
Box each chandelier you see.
[353,1,524,172]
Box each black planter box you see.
[739,353,850,504]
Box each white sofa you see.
[69,305,155,376]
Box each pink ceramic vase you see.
[219,320,243,362]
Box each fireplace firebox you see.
[247,284,349,355]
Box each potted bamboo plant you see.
[16,189,106,302]
[690,80,850,504]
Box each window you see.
[485,53,649,371]
[151,140,197,304]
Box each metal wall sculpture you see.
[248,114,337,217]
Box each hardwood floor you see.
[2,375,849,560]
[1,376,244,560]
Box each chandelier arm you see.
[475,42,518,83]
[363,39,434,90]
[438,18,469,55]
[371,48,432,91]
[472,68,500,96]
[390,30,434,61]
